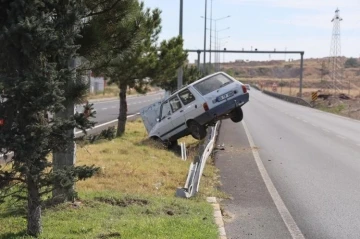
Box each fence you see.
[176,121,221,198]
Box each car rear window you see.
[193,74,233,95]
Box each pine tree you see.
[79,0,161,136]
[79,1,189,136]
[0,0,98,236]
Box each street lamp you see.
[217,39,229,70]
[203,0,208,74]
[215,29,230,71]
[201,15,230,71]
[177,0,184,90]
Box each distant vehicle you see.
[144,72,249,147]
[245,84,251,91]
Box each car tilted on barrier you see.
[147,72,250,145]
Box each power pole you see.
[209,0,213,71]
[203,0,207,74]
[177,0,184,90]
[53,57,78,202]
[329,8,343,94]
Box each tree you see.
[0,1,98,236]
[345,57,358,68]
[151,37,190,92]
[79,1,160,136]
[154,64,202,93]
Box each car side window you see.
[169,96,182,113]
[178,89,196,105]
[160,101,172,120]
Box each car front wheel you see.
[231,107,243,123]
[188,120,207,140]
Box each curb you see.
[88,91,164,103]
[207,197,227,239]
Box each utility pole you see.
[177,0,184,90]
[53,57,78,202]
[203,0,207,74]
[329,8,343,94]
[209,0,213,70]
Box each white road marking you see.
[102,108,108,110]
[296,117,300,120]
[242,121,305,239]
[302,120,308,123]
[75,113,140,135]
[322,128,330,133]
[111,106,116,108]
[311,123,316,127]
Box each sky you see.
[143,0,360,63]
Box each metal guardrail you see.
[262,90,312,107]
[176,121,221,198]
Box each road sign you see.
[311,92,318,102]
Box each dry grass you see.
[76,119,220,198]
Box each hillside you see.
[221,57,360,97]
[219,57,360,120]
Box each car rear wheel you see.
[231,107,243,123]
[188,121,207,140]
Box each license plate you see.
[216,91,234,102]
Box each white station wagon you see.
[141,72,249,146]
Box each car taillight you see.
[0,119,4,126]
[242,85,247,94]
[203,102,209,111]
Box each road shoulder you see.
[215,119,292,239]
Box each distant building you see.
[89,72,105,93]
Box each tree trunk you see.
[27,174,42,237]
[117,83,128,137]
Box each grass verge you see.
[0,119,221,239]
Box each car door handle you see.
[168,117,171,120]
[195,105,197,108]
[180,110,184,113]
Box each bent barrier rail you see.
[176,121,221,198]
[262,90,312,108]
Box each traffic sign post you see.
[311,92,318,107]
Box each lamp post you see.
[217,37,229,70]
[177,0,184,90]
[203,0,207,74]
[215,28,230,71]
[201,15,230,72]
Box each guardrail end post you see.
[176,188,191,198]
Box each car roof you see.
[163,71,232,101]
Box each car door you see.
[178,88,205,121]
[156,100,174,140]
[168,95,187,137]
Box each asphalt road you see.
[219,88,360,238]
[77,91,164,125]
[0,92,164,163]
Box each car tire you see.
[231,107,243,123]
[188,121,207,140]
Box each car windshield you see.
[193,74,233,95]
